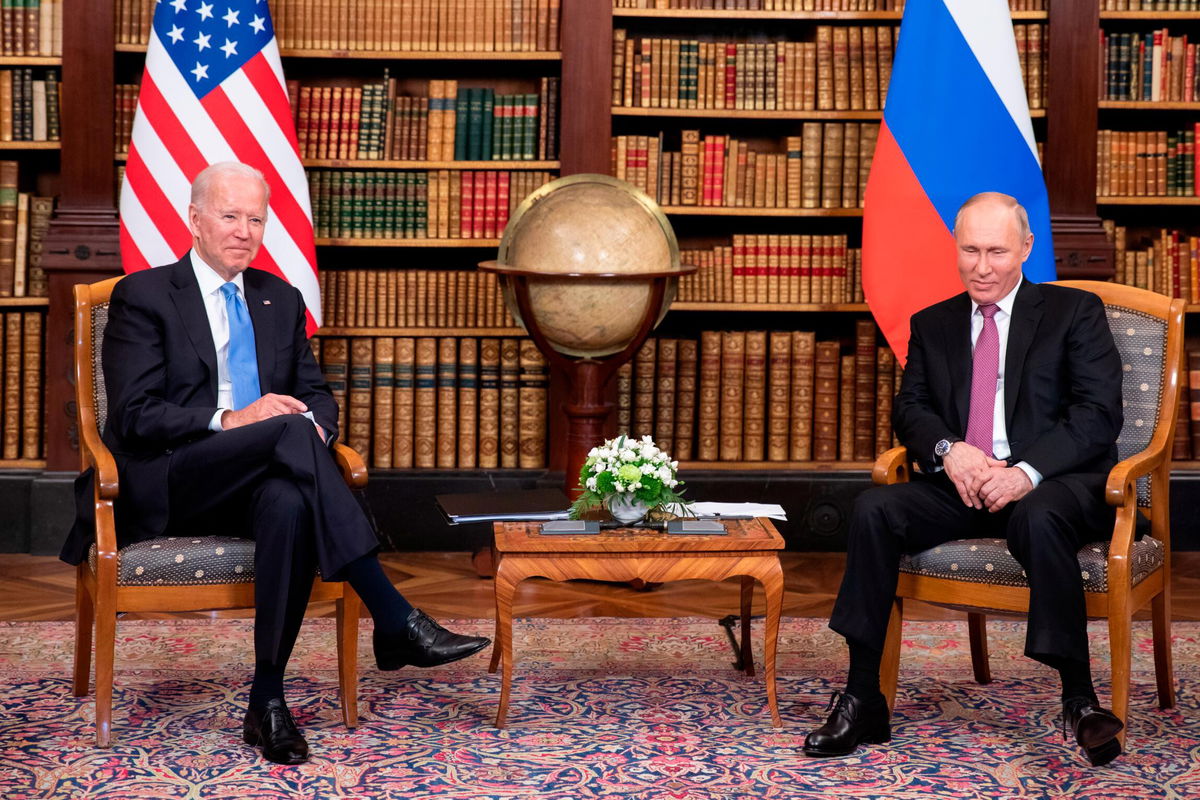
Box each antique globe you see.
[479,174,693,497]
[492,173,683,357]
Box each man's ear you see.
[187,203,200,235]
[1021,233,1034,262]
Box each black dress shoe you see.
[1063,697,1124,766]
[243,697,309,765]
[803,691,891,757]
[374,608,491,670]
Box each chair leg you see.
[72,572,94,697]
[967,613,992,685]
[880,598,903,712]
[94,606,117,748]
[336,587,361,728]
[1151,591,1175,709]
[1108,613,1132,747]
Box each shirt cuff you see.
[1014,460,1043,488]
[209,409,228,432]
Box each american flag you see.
[120,0,321,334]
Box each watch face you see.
[935,440,951,456]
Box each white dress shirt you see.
[968,277,1043,488]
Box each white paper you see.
[673,502,788,521]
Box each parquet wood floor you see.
[3,551,1198,622]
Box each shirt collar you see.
[189,248,245,297]
[971,276,1022,318]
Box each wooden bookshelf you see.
[113,43,563,60]
[678,460,873,471]
[0,459,47,469]
[304,160,561,170]
[1097,197,1200,205]
[1098,101,1200,111]
[662,206,864,217]
[0,298,50,307]
[314,238,504,247]
[0,141,60,150]
[317,326,524,336]
[612,8,1047,20]
[671,302,869,312]
[0,56,61,66]
[1099,11,1200,19]
[614,107,1045,120]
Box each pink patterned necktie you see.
[965,303,1000,457]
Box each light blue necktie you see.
[220,282,261,410]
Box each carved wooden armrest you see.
[333,443,368,489]
[873,446,911,486]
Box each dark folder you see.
[435,488,572,525]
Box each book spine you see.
[839,353,855,461]
[458,336,479,468]
[789,331,815,461]
[697,329,721,460]
[633,337,657,438]
[478,337,501,468]
[812,340,840,461]
[0,160,16,296]
[517,338,546,467]
[393,337,415,468]
[348,337,374,461]
[674,338,697,461]
[655,337,677,455]
[499,337,520,467]
[767,331,790,461]
[742,330,766,461]
[372,336,395,468]
[719,330,745,461]
[414,337,438,468]
[20,310,39,458]
[853,318,877,460]
[616,360,634,435]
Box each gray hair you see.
[190,161,271,209]
[953,192,1030,241]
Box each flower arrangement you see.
[569,434,690,521]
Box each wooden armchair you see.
[875,280,1181,743]
[71,275,364,747]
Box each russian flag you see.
[863,0,1054,365]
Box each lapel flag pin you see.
[263,300,271,305]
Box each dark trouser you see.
[828,471,1115,666]
[165,415,379,666]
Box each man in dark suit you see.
[803,192,1126,766]
[62,162,489,765]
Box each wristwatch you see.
[933,438,959,462]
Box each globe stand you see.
[478,262,695,499]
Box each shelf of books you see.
[1098,2,1200,465]
[607,2,1046,471]
[110,0,566,472]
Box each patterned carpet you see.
[1,616,1197,799]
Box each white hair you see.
[954,192,1031,241]
[190,161,270,209]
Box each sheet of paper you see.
[675,502,788,521]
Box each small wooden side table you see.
[487,518,786,728]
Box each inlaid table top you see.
[493,517,786,554]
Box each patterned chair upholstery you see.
[71,275,365,747]
[876,280,1181,745]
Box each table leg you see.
[740,576,755,677]
[492,557,522,728]
[756,558,785,728]
[488,554,504,675]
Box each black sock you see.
[846,640,886,704]
[249,660,286,710]
[340,554,414,636]
[1055,658,1098,704]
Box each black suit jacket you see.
[61,255,337,564]
[893,281,1123,506]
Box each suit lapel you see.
[168,256,219,392]
[943,294,972,432]
[1004,280,1044,424]
[243,269,277,395]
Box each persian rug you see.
[1,616,1197,799]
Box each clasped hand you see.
[220,393,327,442]
[942,442,1032,512]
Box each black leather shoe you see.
[1063,697,1123,766]
[243,697,309,765]
[374,608,491,670]
[803,691,891,757]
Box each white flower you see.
[671,460,678,469]
[620,449,637,462]
[588,446,599,457]
[657,467,672,482]
[640,463,655,475]
[642,444,660,459]
[586,477,598,491]
[669,479,678,488]
[614,482,626,493]
[641,435,654,444]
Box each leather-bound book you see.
[839,353,855,461]
[436,337,458,468]
[790,331,815,461]
[518,339,547,468]
[616,360,634,435]
[877,25,895,99]
[863,25,879,111]
[477,338,501,468]
[786,135,802,209]
[767,330,791,461]
[371,336,395,468]
[853,318,876,460]
[697,330,722,460]
[392,338,415,469]
[458,337,479,468]
[20,311,39,458]
[633,337,657,438]
[0,160,17,296]
[499,337,520,467]
[842,122,860,209]
[800,122,821,209]
[719,330,746,461]
[815,25,833,110]
[821,122,844,209]
[1189,350,1200,459]
[875,346,895,458]
[848,26,864,110]
[321,337,349,439]
[675,338,698,461]
[813,340,840,462]
[742,331,766,461]
[347,337,374,461]
[681,129,701,206]
[414,337,438,468]
[655,338,677,455]
[26,195,50,297]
